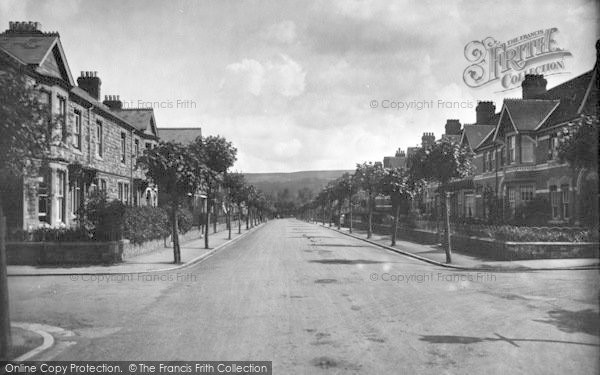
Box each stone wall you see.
[7,241,123,265]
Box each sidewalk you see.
[318,223,599,271]
[7,224,261,276]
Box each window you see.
[124,183,130,205]
[521,136,534,163]
[482,152,488,172]
[100,179,107,192]
[134,139,139,169]
[57,170,66,223]
[38,176,49,223]
[57,96,67,141]
[561,185,569,219]
[520,185,534,202]
[96,121,103,157]
[120,133,126,163]
[118,182,129,204]
[491,149,496,170]
[71,180,81,215]
[549,134,559,160]
[508,186,517,209]
[500,146,505,166]
[145,142,152,150]
[508,135,516,164]
[550,185,559,219]
[73,110,82,150]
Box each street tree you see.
[354,162,385,238]
[189,136,237,249]
[223,172,247,236]
[138,141,203,264]
[380,168,412,246]
[557,114,599,225]
[407,139,472,263]
[0,61,58,359]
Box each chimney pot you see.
[522,74,547,99]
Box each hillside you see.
[244,170,352,198]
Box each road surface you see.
[9,219,600,374]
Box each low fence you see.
[6,224,225,266]
[346,222,599,261]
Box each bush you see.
[77,191,125,241]
[174,207,194,234]
[513,197,552,225]
[123,206,170,244]
[8,227,93,242]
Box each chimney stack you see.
[476,101,496,124]
[522,74,547,99]
[6,21,42,34]
[445,119,461,135]
[103,95,123,110]
[77,71,102,101]
[421,132,435,149]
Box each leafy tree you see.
[557,114,599,226]
[223,172,247,236]
[0,61,57,359]
[557,114,598,171]
[380,168,412,246]
[138,141,203,263]
[407,139,472,263]
[189,136,237,248]
[354,162,385,238]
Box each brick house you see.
[0,21,159,231]
[446,54,598,224]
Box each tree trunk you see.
[337,204,341,230]
[246,207,249,230]
[0,201,11,360]
[204,198,210,249]
[367,194,373,239]
[444,191,452,264]
[213,201,217,234]
[238,204,242,234]
[392,203,400,247]
[227,201,232,240]
[349,197,353,234]
[171,204,181,264]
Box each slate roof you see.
[461,124,495,150]
[0,34,57,64]
[502,99,560,131]
[112,109,155,133]
[157,128,203,145]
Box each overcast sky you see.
[2,0,598,172]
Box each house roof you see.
[461,124,495,150]
[157,128,202,145]
[112,108,158,136]
[503,99,560,131]
[0,32,74,85]
[539,68,597,128]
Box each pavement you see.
[7,219,600,374]
[317,222,600,271]
[7,224,261,276]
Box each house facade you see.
[0,21,159,231]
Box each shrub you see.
[174,207,194,234]
[513,197,552,225]
[123,206,170,244]
[77,190,125,240]
[8,227,93,242]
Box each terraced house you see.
[0,21,159,231]
[452,47,598,224]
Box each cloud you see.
[260,20,297,44]
[221,54,306,98]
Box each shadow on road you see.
[420,332,600,348]
[533,309,600,337]
[308,259,387,265]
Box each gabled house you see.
[0,21,159,231]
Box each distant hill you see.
[244,170,352,198]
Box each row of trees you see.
[301,139,475,264]
[301,113,598,264]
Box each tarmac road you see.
[9,219,600,374]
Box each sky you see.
[1,0,598,173]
